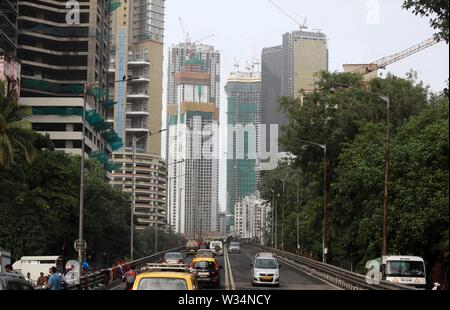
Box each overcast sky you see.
[161,0,449,212]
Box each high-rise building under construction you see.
[107,0,167,231]
[166,43,220,236]
[225,69,261,231]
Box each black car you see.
[0,272,34,290]
[189,259,222,289]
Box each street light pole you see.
[334,84,390,258]
[296,181,300,253]
[298,139,327,263]
[78,76,137,270]
[130,129,166,260]
[281,179,285,251]
[78,84,88,282]
[271,189,275,247]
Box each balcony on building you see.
[128,54,150,67]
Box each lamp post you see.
[78,75,137,280]
[130,129,166,260]
[167,159,185,233]
[270,189,275,247]
[296,181,300,253]
[298,139,327,263]
[334,84,390,259]
[281,179,285,251]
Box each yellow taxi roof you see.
[192,257,216,263]
[136,272,193,280]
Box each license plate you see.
[198,272,209,277]
[261,276,273,281]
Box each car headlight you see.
[274,272,280,277]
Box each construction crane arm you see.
[353,37,439,75]
[268,0,303,29]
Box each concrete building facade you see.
[166,44,220,237]
[16,1,117,161]
[110,152,167,231]
[107,0,165,155]
[262,30,328,154]
[107,0,166,229]
[234,193,270,244]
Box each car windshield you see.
[137,278,188,290]
[193,261,216,270]
[386,261,425,277]
[255,258,278,269]
[230,242,239,246]
[164,253,182,260]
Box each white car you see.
[228,242,240,253]
[209,241,223,256]
[251,253,281,287]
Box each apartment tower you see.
[262,30,328,153]
[108,0,167,230]
[166,43,220,236]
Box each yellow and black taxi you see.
[132,264,198,290]
[189,257,222,289]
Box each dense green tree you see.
[260,72,448,274]
[403,0,449,43]
[0,150,132,267]
[0,80,36,168]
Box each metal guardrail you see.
[249,243,416,290]
[67,247,185,290]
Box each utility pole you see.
[296,181,300,253]
[298,139,327,263]
[281,179,285,251]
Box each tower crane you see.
[193,34,215,45]
[268,0,307,31]
[178,17,191,43]
[352,37,440,76]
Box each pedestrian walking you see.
[124,265,137,291]
[46,267,64,290]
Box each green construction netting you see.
[91,151,118,172]
[105,162,119,172]
[184,57,203,65]
[107,0,121,13]
[87,86,107,99]
[100,99,117,109]
[91,151,109,165]
[168,115,178,125]
[31,107,123,151]
[22,79,84,95]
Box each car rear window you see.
[230,242,240,246]
[137,278,188,290]
[193,261,216,270]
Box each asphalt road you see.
[227,244,337,290]
[112,244,336,290]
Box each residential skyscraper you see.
[226,69,261,230]
[166,43,220,237]
[0,0,18,56]
[108,0,165,155]
[262,30,328,154]
[17,0,118,160]
[108,0,167,230]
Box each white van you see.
[12,256,64,284]
[384,256,427,289]
[210,241,223,256]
